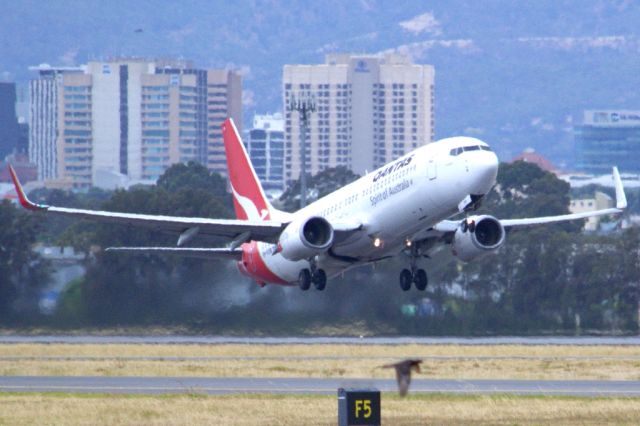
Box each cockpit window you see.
[450,145,492,156]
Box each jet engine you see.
[278,216,334,261]
[451,215,505,262]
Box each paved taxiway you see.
[3,336,640,345]
[1,376,640,397]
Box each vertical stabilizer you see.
[222,118,279,221]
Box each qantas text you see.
[372,155,413,183]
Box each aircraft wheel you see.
[414,269,428,291]
[313,269,327,291]
[399,269,412,291]
[298,269,312,291]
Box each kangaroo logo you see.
[230,183,268,221]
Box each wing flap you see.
[105,247,242,260]
[500,208,622,228]
[46,206,285,241]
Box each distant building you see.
[283,53,435,183]
[17,119,29,154]
[0,153,37,184]
[29,65,86,182]
[29,60,242,189]
[0,82,21,158]
[575,110,640,175]
[559,172,640,189]
[511,148,560,175]
[569,191,614,232]
[204,68,243,176]
[246,113,285,191]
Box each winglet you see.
[613,167,627,210]
[7,164,47,211]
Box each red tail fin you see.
[222,118,272,221]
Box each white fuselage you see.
[258,137,499,284]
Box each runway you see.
[3,335,640,345]
[1,376,640,397]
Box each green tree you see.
[157,162,228,198]
[277,166,360,212]
[75,165,233,325]
[480,161,577,230]
[0,201,50,323]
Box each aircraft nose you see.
[470,150,499,195]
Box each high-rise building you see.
[283,53,434,183]
[29,65,85,182]
[29,60,242,188]
[0,82,21,159]
[575,110,640,174]
[17,120,29,154]
[246,113,285,192]
[205,69,243,174]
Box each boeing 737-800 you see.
[9,118,627,291]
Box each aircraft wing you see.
[430,167,627,234]
[8,165,286,244]
[500,166,626,228]
[105,247,242,260]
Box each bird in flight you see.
[382,359,422,396]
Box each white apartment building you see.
[29,60,242,189]
[29,65,85,182]
[283,53,434,183]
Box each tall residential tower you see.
[29,60,242,188]
[283,53,434,183]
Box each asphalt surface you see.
[2,335,640,345]
[1,376,639,397]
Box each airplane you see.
[8,118,627,292]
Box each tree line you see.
[0,160,638,335]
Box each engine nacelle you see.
[452,215,506,262]
[278,216,334,261]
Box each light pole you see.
[287,92,316,208]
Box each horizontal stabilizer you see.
[105,247,242,260]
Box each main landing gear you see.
[399,244,428,291]
[399,268,428,291]
[298,266,327,291]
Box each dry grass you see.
[0,393,640,425]
[3,358,640,380]
[3,343,640,358]
[2,344,640,380]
